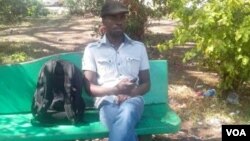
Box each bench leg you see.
[138,134,152,141]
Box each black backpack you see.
[31,60,85,125]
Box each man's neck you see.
[106,33,124,49]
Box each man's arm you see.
[84,69,150,97]
[130,69,150,97]
[84,70,115,97]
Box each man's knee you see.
[119,102,143,122]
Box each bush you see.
[64,0,104,15]
[0,42,31,64]
[123,0,151,41]
[158,0,250,94]
[122,0,169,40]
[0,0,48,23]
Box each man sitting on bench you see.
[82,1,151,141]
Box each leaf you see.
[242,57,249,66]
[235,30,242,41]
[236,55,243,61]
[205,45,214,54]
[242,30,250,43]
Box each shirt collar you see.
[98,33,132,48]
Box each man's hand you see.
[116,94,130,104]
[114,78,137,95]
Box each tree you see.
[122,0,150,41]
[121,0,168,40]
[0,0,48,23]
[158,0,250,95]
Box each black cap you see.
[101,1,129,17]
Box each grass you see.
[0,41,66,64]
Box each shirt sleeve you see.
[139,44,150,70]
[82,45,96,72]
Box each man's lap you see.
[99,96,144,128]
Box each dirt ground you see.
[0,15,222,140]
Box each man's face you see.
[102,13,127,37]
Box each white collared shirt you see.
[82,34,149,108]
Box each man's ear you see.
[99,25,106,36]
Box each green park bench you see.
[0,52,181,141]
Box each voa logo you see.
[226,129,246,136]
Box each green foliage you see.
[64,0,104,15]
[124,0,151,41]
[150,0,170,19]
[9,52,29,63]
[0,42,31,64]
[91,0,170,41]
[158,0,250,93]
[124,0,170,40]
[0,50,29,64]
[26,0,49,17]
[0,0,48,23]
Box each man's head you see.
[101,1,129,38]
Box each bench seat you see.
[0,52,181,141]
[0,104,180,141]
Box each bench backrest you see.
[0,52,168,114]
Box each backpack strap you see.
[56,60,76,123]
[32,60,56,119]
[60,60,85,124]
